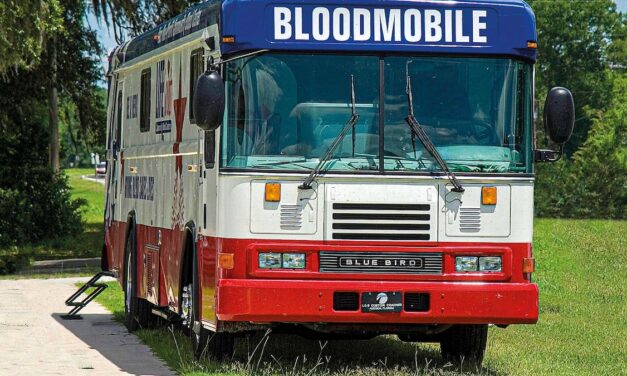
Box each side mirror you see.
[193,70,225,131]
[543,87,575,145]
[535,87,575,162]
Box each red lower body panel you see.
[217,279,538,325]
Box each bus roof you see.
[121,0,537,65]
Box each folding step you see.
[61,271,116,320]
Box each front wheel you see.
[440,325,488,365]
[182,263,234,360]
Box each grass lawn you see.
[94,219,627,376]
[2,168,105,262]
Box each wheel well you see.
[179,224,196,311]
[122,212,136,285]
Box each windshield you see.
[221,54,532,174]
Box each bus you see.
[103,0,574,364]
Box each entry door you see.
[199,129,218,324]
[105,79,124,269]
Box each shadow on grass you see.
[124,325,505,376]
[230,331,504,376]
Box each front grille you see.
[333,292,359,311]
[319,251,443,275]
[404,293,430,312]
[331,203,431,241]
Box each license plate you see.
[361,292,402,313]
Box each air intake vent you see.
[459,207,481,233]
[146,252,154,297]
[280,204,302,230]
[331,203,431,241]
[404,293,430,312]
[333,292,359,311]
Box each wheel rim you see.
[125,251,132,311]
[182,283,200,344]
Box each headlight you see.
[479,256,502,272]
[455,256,478,272]
[258,253,282,269]
[282,253,306,269]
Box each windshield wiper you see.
[300,76,359,190]
[404,66,464,193]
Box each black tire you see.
[183,251,234,360]
[123,230,154,332]
[440,325,488,365]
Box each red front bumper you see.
[216,279,538,325]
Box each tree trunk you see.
[49,36,60,173]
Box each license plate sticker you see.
[361,292,402,313]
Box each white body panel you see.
[214,174,534,243]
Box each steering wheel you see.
[471,120,499,145]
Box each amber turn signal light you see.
[218,253,234,269]
[527,40,538,49]
[523,257,535,273]
[265,183,281,202]
[482,186,497,205]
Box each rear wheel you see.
[123,230,154,332]
[440,325,488,365]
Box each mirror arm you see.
[534,144,563,163]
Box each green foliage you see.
[527,0,624,155]
[0,168,84,248]
[0,0,63,74]
[0,249,31,275]
[535,75,627,219]
[91,0,205,40]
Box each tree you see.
[527,0,624,155]
[0,0,62,74]
[90,0,205,41]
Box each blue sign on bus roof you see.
[221,0,537,61]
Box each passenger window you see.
[140,68,151,132]
[189,48,205,123]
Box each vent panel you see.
[459,208,481,233]
[280,204,302,230]
[146,252,154,296]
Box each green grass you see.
[94,219,627,376]
[0,267,102,280]
[5,168,105,261]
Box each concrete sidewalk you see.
[0,277,175,376]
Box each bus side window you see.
[204,130,215,169]
[140,68,151,132]
[189,48,205,123]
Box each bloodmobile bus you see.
[102,0,575,364]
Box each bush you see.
[0,168,84,248]
[535,75,626,219]
[0,248,31,275]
